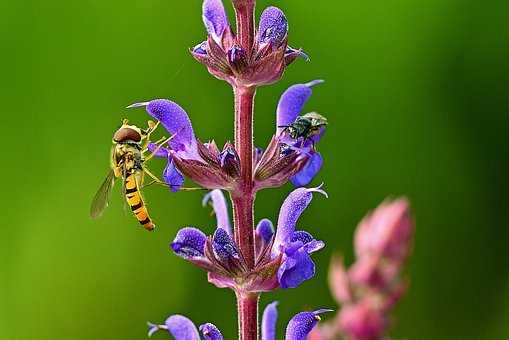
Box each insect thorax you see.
[113,143,143,173]
[289,118,313,139]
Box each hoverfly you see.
[90,119,169,231]
[279,112,328,140]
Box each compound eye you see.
[113,127,142,143]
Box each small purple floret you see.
[258,7,288,47]
[278,242,315,289]
[285,309,332,340]
[256,218,275,243]
[199,323,223,340]
[165,315,201,340]
[202,0,229,40]
[212,228,240,261]
[164,157,185,192]
[171,227,207,259]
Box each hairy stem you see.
[234,1,255,53]
[232,86,257,340]
[233,86,256,268]
[236,292,259,340]
[232,3,258,339]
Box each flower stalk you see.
[232,86,256,270]
[113,0,414,339]
[233,1,255,52]
[236,292,259,340]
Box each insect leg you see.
[144,136,174,162]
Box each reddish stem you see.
[234,1,256,53]
[236,292,259,340]
[232,3,258,340]
[232,86,257,340]
[232,86,256,268]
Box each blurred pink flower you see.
[312,198,414,340]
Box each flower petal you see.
[199,323,223,340]
[165,315,200,340]
[278,242,315,289]
[127,99,199,159]
[164,157,185,192]
[290,152,323,187]
[276,80,324,132]
[202,189,232,235]
[256,218,275,244]
[290,231,325,254]
[212,228,240,261]
[262,301,279,340]
[285,309,332,340]
[273,186,328,252]
[171,227,207,259]
[258,7,288,47]
[202,0,228,39]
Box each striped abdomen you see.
[124,172,155,231]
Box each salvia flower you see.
[170,186,326,293]
[261,301,332,340]
[148,314,223,340]
[255,80,327,190]
[310,198,414,340]
[128,99,241,191]
[191,0,308,86]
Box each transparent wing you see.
[90,170,115,219]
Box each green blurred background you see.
[1,0,508,339]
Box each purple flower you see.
[275,80,326,187]
[271,186,327,288]
[202,0,229,42]
[191,1,307,87]
[285,309,333,340]
[169,186,325,292]
[148,315,223,340]
[258,7,288,47]
[170,227,207,259]
[128,99,242,191]
[199,323,224,340]
[261,301,332,340]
